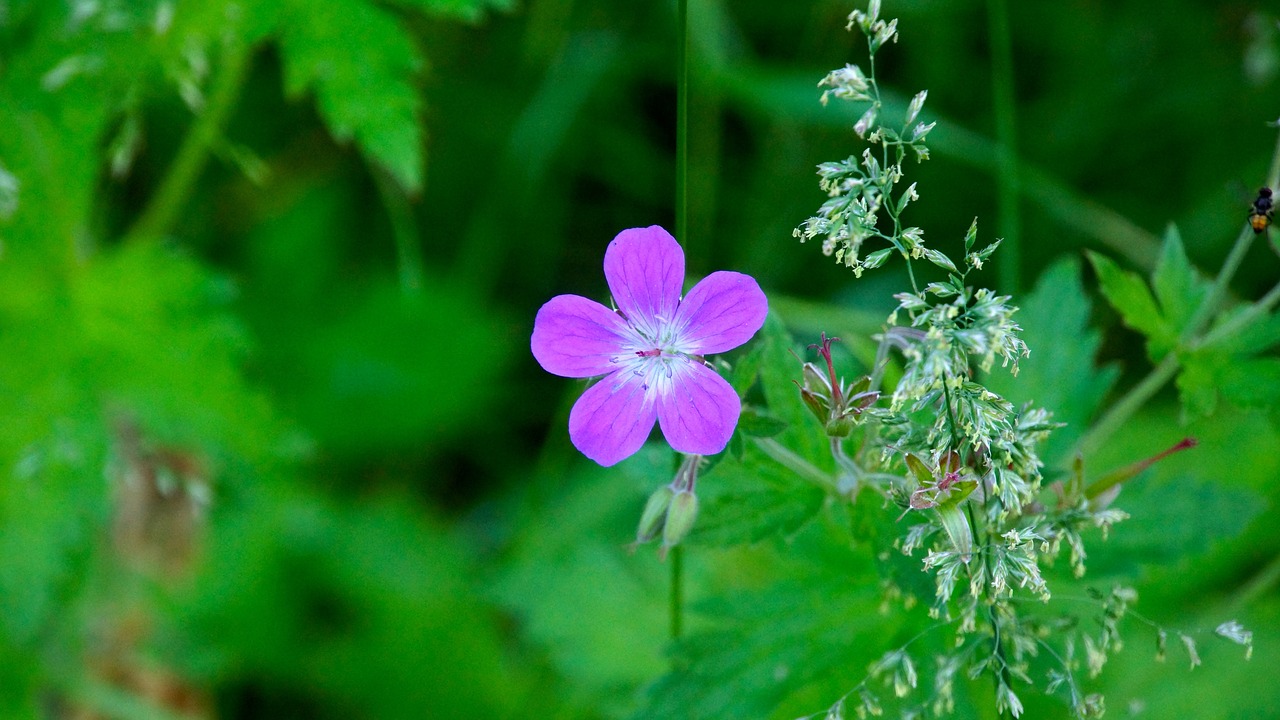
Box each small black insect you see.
[1250,187,1274,234]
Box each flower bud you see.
[661,490,699,553]
[825,414,855,438]
[635,485,674,544]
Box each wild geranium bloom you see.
[532,226,768,466]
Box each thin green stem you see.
[670,544,684,640]
[1229,552,1280,612]
[372,169,425,295]
[987,0,1021,293]
[669,0,690,649]
[1073,352,1179,461]
[1268,125,1280,190]
[830,435,863,496]
[1072,125,1280,462]
[675,0,689,247]
[1182,226,1256,342]
[125,41,252,244]
[753,437,838,492]
[1198,278,1280,349]
[966,501,1011,720]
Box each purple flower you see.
[531,226,768,466]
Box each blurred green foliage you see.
[1,0,1278,717]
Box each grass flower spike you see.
[532,226,768,466]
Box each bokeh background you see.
[1,0,1278,717]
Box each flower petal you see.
[531,295,629,378]
[604,226,684,339]
[569,369,659,467]
[656,360,740,456]
[673,271,768,355]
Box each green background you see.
[1,0,1277,717]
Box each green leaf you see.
[494,447,673,706]
[736,407,789,438]
[984,258,1118,465]
[1151,224,1209,347]
[1090,473,1262,575]
[277,0,426,191]
[386,0,515,22]
[1179,350,1280,420]
[758,313,830,470]
[1218,358,1280,411]
[1207,306,1280,356]
[729,343,764,397]
[692,444,824,547]
[633,516,892,720]
[1087,251,1173,360]
[1176,350,1223,418]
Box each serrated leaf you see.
[1217,357,1280,410]
[1178,350,1280,420]
[1087,251,1173,360]
[278,0,425,191]
[758,313,830,471]
[1175,351,1222,418]
[632,517,890,720]
[1151,225,1209,347]
[692,444,824,546]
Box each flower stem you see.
[669,0,690,648]
[670,544,684,640]
[987,0,1021,293]
[125,40,252,244]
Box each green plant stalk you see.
[753,437,838,492]
[671,0,690,645]
[676,0,689,248]
[670,544,684,640]
[1073,125,1280,461]
[125,41,252,244]
[1084,436,1196,500]
[1269,123,1280,190]
[372,168,426,295]
[1198,277,1280,348]
[1182,226,1256,342]
[1074,352,1179,461]
[967,501,1011,720]
[987,0,1021,293]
